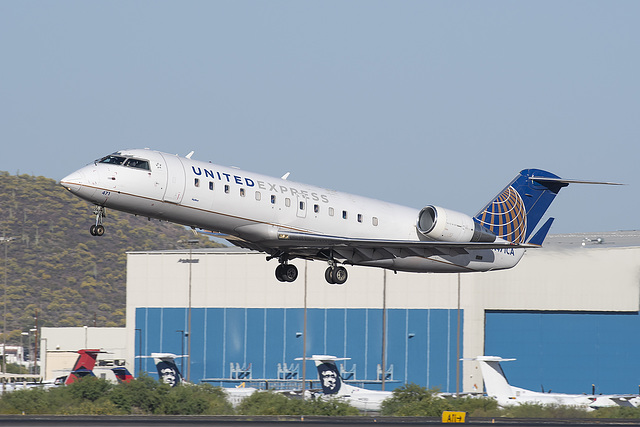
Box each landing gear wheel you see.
[90,224,105,236]
[332,266,348,284]
[325,267,335,284]
[90,205,106,236]
[325,266,348,285]
[276,264,298,282]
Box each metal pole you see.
[187,244,192,383]
[381,270,387,391]
[456,273,461,396]
[135,328,142,375]
[2,234,8,376]
[302,261,308,400]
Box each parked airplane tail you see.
[64,349,105,385]
[152,353,184,387]
[468,356,516,397]
[112,367,134,383]
[307,355,353,396]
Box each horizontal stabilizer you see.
[530,176,624,186]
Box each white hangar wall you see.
[125,232,640,393]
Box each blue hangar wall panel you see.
[135,307,462,392]
[485,311,640,395]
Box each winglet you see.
[527,217,554,246]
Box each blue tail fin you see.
[474,169,568,244]
[152,353,183,387]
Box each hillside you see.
[0,172,222,343]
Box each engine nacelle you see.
[416,205,496,243]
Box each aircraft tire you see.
[90,225,97,236]
[275,265,286,282]
[95,225,105,236]
[332,266,348,284]
[325,267,335,284]
[282,264,298,282]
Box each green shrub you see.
[381,383,451,416]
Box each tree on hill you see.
[0,172,223,341]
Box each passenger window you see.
[299,201,305,210]
[224,185,230,194]
[194,178,200,187]
[209,182,214,191]
[285,198,291,207]
[314,204,319,213]
[357,214,363,223]
[240,188,246,197]
[372,217,379,226]
[255,191,262,201]
[342,210,348,220]
[271,195,276,204]
[328,207,334,217]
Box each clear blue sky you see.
[1,1,637,233]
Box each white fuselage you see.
[61,149,524,274]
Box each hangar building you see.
[124,231,640,394]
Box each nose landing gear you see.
[90,206,106,236]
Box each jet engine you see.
[416,205,496,243]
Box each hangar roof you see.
[544,230,640,249]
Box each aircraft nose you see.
[60,170,86,193]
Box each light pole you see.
[176,330,185,375]
[20,332,28,369]
[135,328,142,375]
[2,235,16,375]
[29,328,36,374]
[178,239,198,383]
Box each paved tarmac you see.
[1,416,640,427]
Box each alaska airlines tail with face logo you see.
[307,355,393,412]
[151,353,184,387]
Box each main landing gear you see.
[325,264,348,285]
[90,206,106,236]
[275,263,298,282]
[274,261,348,284]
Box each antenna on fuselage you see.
[281,172,290,180]
[185,151,194,159]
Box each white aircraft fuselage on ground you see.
[61,148,610,284]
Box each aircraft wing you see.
[204,228,535,262]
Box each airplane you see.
[60,149,620,284]
[471,356,638,410]
[145,352,257,405]
[149,352,186,387]
[111,366,134,384]
[63,349,106,385]
[301,355,393,412]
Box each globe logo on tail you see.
[477,186,527,244]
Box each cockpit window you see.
[124,158,150,170]
[98,155,150,170]
[99,155,126,165]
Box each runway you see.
[0,416,639,427]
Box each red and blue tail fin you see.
[64,349,104,385]
[112,367,134,383]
